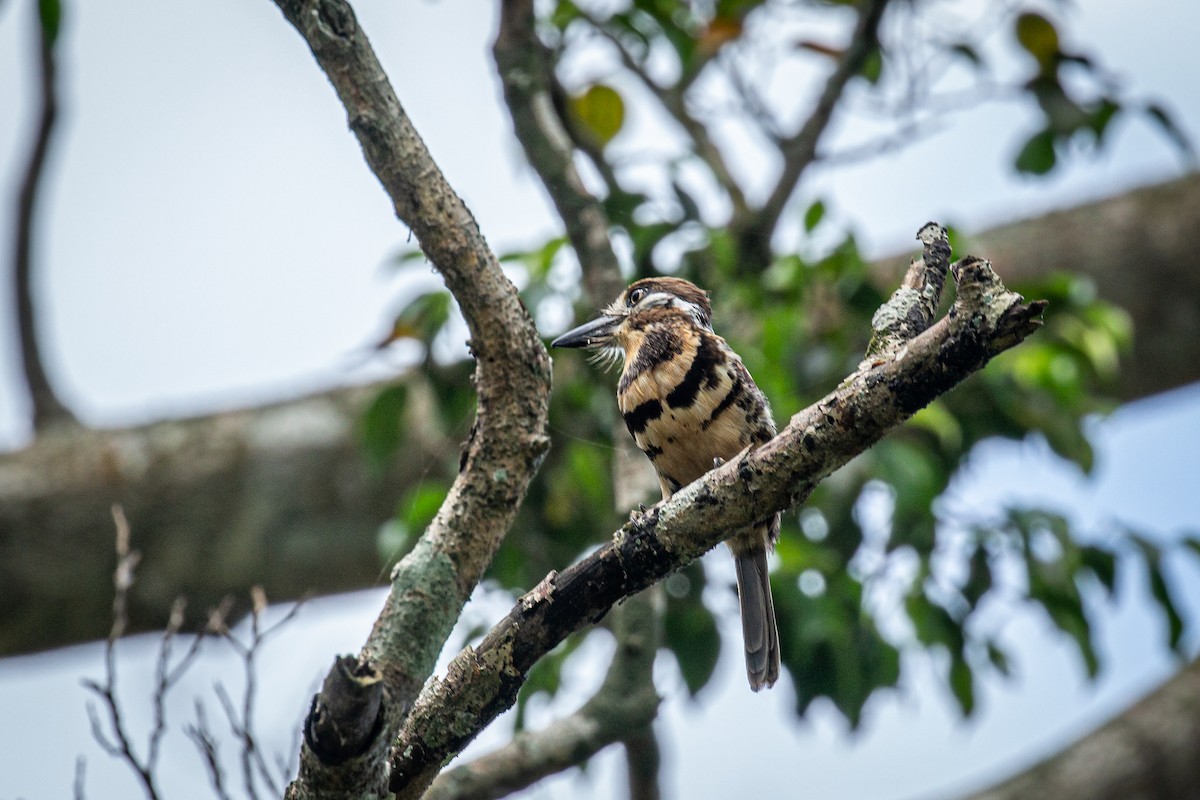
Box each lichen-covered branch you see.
[268,1,551,797]
[424,591,661,800]
[387,227,1046,796]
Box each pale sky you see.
[1,1,1198,798]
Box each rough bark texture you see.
[963,657,1200,800]
[2,175,1196,658]
[874,173,1200,400]
[0,386,425,655]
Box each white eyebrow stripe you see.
[634,291,712,330]
[664,294,711,330]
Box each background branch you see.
[495,0,624,306]
[740,0,891,265]
[963,657,1200,800]
[12,0,77,431]
[2,174,1195,659]
[425,591,661,800]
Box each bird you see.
[552,277,780,690]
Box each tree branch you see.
[267,1,551,796]
[12,0,77,431]
[622,723,663,800]
[387,226,1047,796]
[494,0,624,307]
[581,13,751,223]
[424,590,661,800]
[741,0,891,265]
[962,657,1200,800]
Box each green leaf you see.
[962,544,993,607]
[1131,536,1185,651]
[550,0,582,30]
[986,641,1011,677]
[906,593,963,653]
[359,385,408,468]
[39,0,62,46]
[1087,99,1121,143]
[401,480,449,533]
[388,290,452,345]
[569,84,626,148]
[1015,129,1057,175]
[664,565,721,695]
[948,42,982,69]
[1144,103,1197,161]
[1079,545,1117,595]
[1182,534,1200,562]
[858,48,883,84]
[948,655,975,716]
[803,199,826,233]
[515,635,584,729]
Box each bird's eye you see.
[628,288,647,306]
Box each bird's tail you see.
[733,534,780,691]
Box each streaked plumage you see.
[553,277,781,690]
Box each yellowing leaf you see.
[1015,13,1060,70]
[698,17,743,55]
[569,84,625,148]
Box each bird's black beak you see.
[551,314,620,349]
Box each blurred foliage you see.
[359,0,1196,730]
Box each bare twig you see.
[74,756,87,800]
[213,588,303,799]
[147,598,204,772]
[81,505,160,800]
[12,0,77,430]
[82,505,239,800]
[623,724,662,800]
[186,700,234,800]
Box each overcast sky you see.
[1,1,1198,798]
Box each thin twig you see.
[750,0,892,258]
[215,588,304,798]
[81,505,159,800]
[186,700,234,800]
[582,14,751,221]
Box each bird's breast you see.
[618,328,768,490]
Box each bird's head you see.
[552,277,712,347]
[551,277,713,367]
